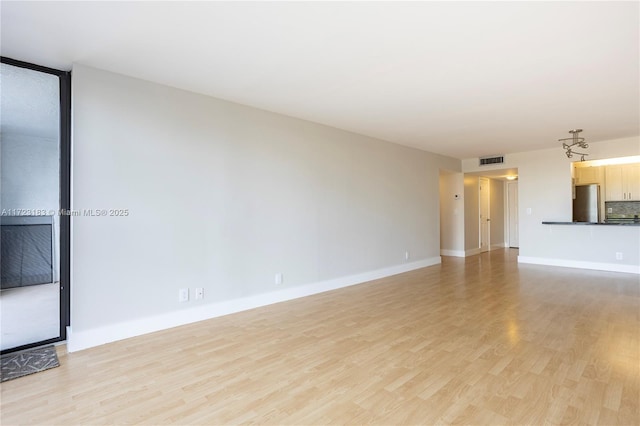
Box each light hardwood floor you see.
[1,249,639,425]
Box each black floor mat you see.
[1,345,60,382]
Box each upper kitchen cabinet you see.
[605,163,640,201]
[574,166,604,185]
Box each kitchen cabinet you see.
[606,165,624,201]
[628,164,640,200]
[605,163,640,201]
[574,166,604,185]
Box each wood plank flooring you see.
[1,249,639,425]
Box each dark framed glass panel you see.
[1,57,70,353]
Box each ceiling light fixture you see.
[559,129,588,161]
[505,176,518,181]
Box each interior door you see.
[507,181,519,248]
[479,177,490,252]
[1,58,70,353]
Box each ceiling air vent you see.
[479,155,504,166]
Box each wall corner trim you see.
[67,257,442,352]
[465,248,482,257]
[440,249,465,257]
[517,256,640,275]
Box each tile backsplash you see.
[605,201,640,218]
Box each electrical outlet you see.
[405,251,410,260]
[275,273,283,286]
[607,207,613,214]
[526,208,532,215]
[616,252,623,260]
[179,288,189,302]
[195,287,204,300]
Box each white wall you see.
[70,64,460,351]
[439,170,464,256]
[463,136,640,273]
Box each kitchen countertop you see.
[542,221,640,226]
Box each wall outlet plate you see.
[195,287,204,300]
[179,288,189,302]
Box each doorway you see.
[463,169,516,255]
[0,57,71,353]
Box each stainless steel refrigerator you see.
[573,184,600,222]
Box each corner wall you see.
[463,175,480,254]
[439,171,464,256]
[70,64,460,351]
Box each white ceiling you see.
[1,1,638,159]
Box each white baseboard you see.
[440,249,465,257]
[490,243,507,250]
[518,256,640,274]
[67,257,441,352]
[465,247,482,257]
